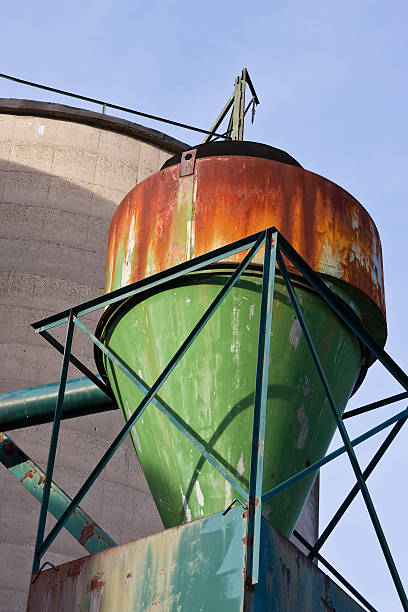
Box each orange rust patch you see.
[89,575,105,591]
[19,469,35,483]
[79,523,96,546]
[67,558,85,578]
[106,155,386,339]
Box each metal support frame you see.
[275,251,407,608]
[307,417,406,562]
[32,313,74,573]
[30,228,408,610]
[203,67,259,142]
[246,229,277,584]
[292,530,377,612]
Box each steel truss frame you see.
[29,227,408,611]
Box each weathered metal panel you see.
[248,516,365,612]
[98,275,361,536]
[27,509,365,612]
[27,508,247,612]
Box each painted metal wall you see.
[27,509,363,612]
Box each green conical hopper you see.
[96,142,386,538]
[97,272,361,536]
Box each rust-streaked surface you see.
[250,516,365,611]
[105,154,386,342]
[28,509,247,612]
[99,148,386,536]
[27,509,364,611]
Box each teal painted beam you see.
[0,431,116,554]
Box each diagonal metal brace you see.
[0,431,116,554]
[277,245,408,611]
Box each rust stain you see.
[321,574,336,611]
[89,574,105,591]
[242,534,254,548]
[280,558,291,597]
[19,468,35,483]
[266,563,275,589]
[79,522,96,546]
[106,154,386,347]
[67,558,85,578]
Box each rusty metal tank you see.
[95,141,386,537]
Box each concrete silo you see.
[0,98,186,611]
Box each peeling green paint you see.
[100,273,361,537]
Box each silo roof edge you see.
[0,98,190,154]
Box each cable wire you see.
[0,71,231,140]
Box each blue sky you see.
[1,2,407,609]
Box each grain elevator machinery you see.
[1,69,406,611]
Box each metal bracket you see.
[31,561,58,584]
[180,149,197,176]
[203,68,260,143]
[222,498,247,515]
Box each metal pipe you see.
[0,376,115,431]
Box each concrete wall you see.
[0,101,186,611]
[0,100,318,611]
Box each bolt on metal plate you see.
[180,149,197,176]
